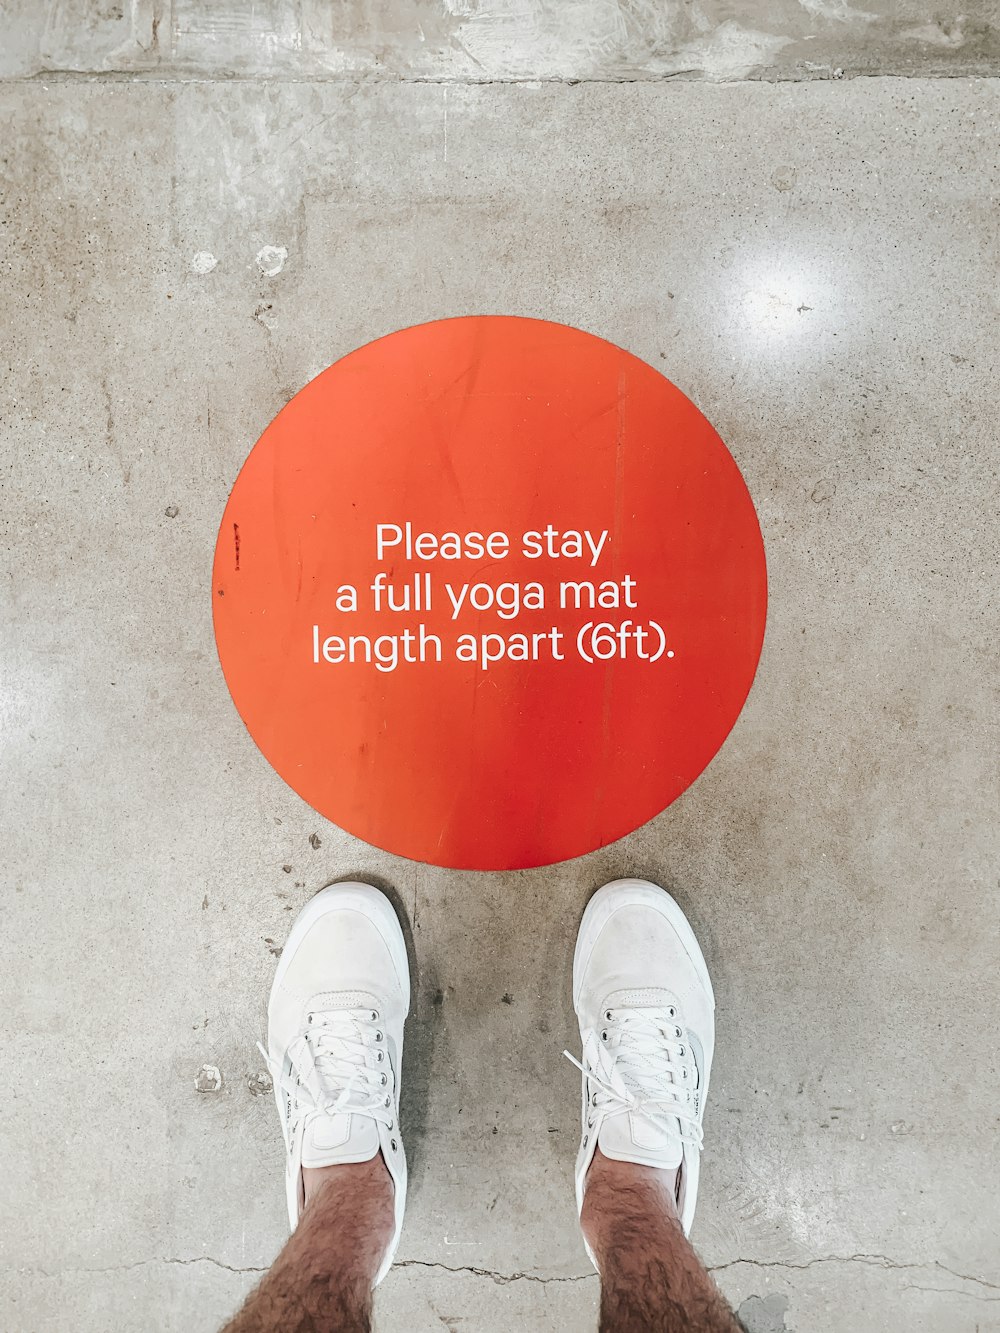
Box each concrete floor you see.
[2,26,999,1333]
[3,0,999,80]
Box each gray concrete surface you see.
[1,47,999,1333]
[2,0,999,81]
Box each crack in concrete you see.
[19,1256,269,1279]
[394,1258,597,1286]
[7,69,1000,86]
[709,1253,1000,1296]
[903,1283,1000,1304]
[15,1252,999,1297]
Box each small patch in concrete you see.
[263,937,282,957]
[165,503,180,518]
[194,1064,223,1093]
[247,1071,273,1097]
[501,992,514,1005]
[798,0,877,23]
[811,479,836,503]
[256,245,288,277]
[737,1292,789,1332]
[308,832,321,849]
[770,166,797,192]
[282,864,292,873]
[191,251,217,275]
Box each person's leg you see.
[223,1158,393,1333]
[568,879,741,1333]
[583,1150,740,1333]
[221,883,410,1333]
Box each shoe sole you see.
[572,878,715,1014]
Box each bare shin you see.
[221,1157,394,1333]
[582,1150,742,1333]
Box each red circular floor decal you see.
[213,317,766,870]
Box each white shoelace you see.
[258,1008,395,1135]
[563,1007,703,1150]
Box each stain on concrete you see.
[737,1292,790,1332]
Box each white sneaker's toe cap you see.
[574,880,715,1043]
[269,884,409,1045]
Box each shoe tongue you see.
[596,993,685,1170]
[597,1106,683,1170]
[299,990,382,1169]
[301,1109,379,1168]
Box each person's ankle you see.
[581,1147,681,1254]
[302,1153,394,1210]
[587,1146,679,1203]
[295,1157,396,1291]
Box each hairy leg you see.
[222,1157,395,1333]
[582,1150,742,1333]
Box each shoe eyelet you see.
[587,1117,595,1129]
[388,1120,394,1131]
[678,1045,685,1057]
[391,1139,398,1151]
[384,1095,391,1107]
[375,1031,383,1042]
[600,1030,608,1043]
[377,1051,384,1062]
[381,1072,388,1086]
[583,1135,589,1148]
[682,1069,689,1080]
[667,1006,676,1018]
[675,1026,682,1038]
[591,1092,598,1106]
[370,1010,379,1021]
[604,1009,613,1021]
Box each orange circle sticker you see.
[213,317,766,870]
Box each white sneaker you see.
[567,879,716,1260]
[259,882,410,1286]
